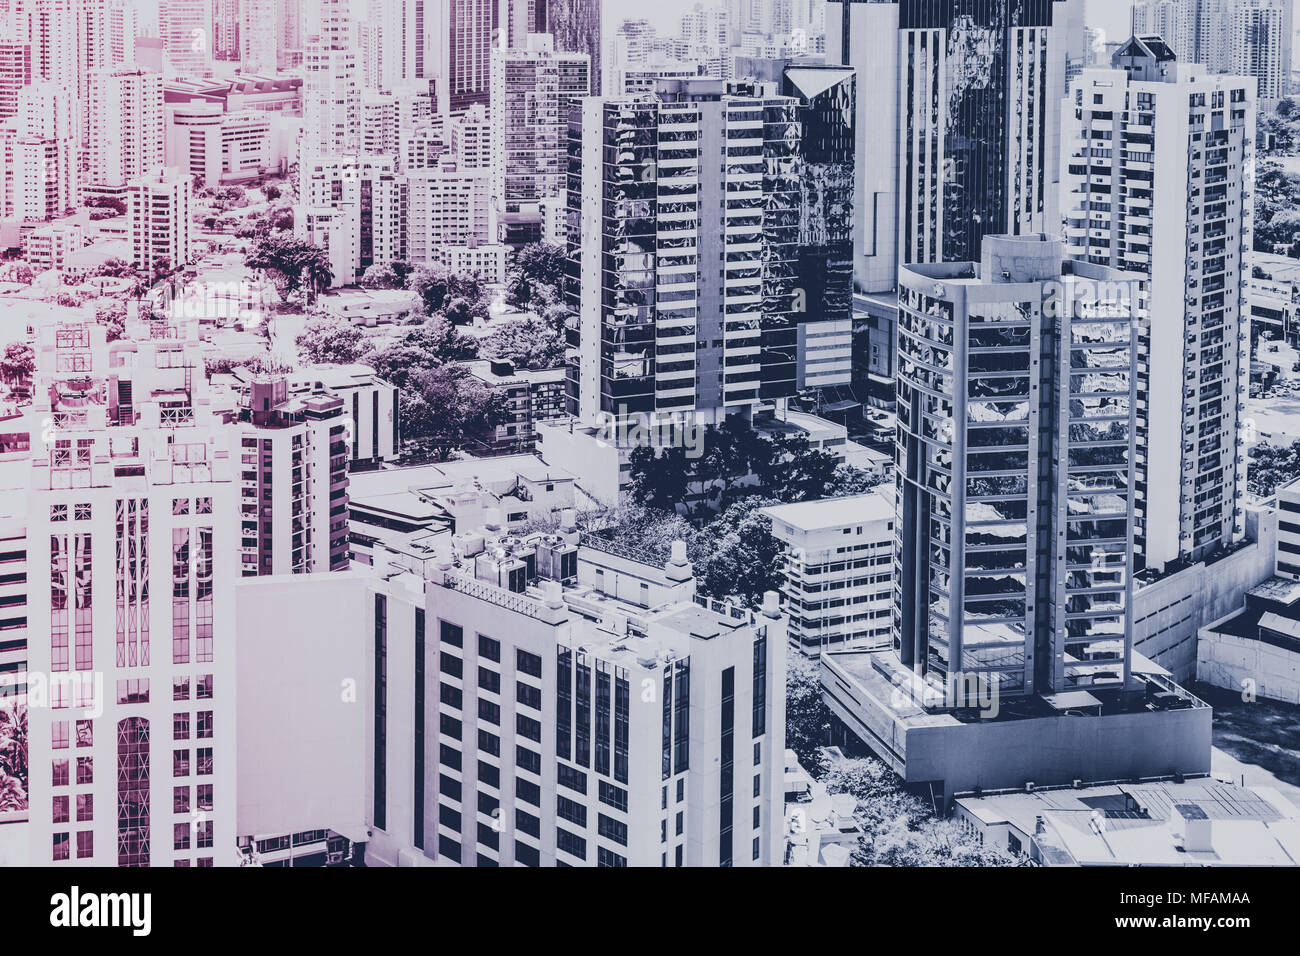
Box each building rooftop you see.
[956,780,1300,866]
[763,487,893,533]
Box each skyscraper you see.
[894,233,1141,702]
[490,32,590,246]
[1062,36,1253,570]
[825,0,1078,291]
[300,0,362,161]
[435,0,500,116]
[159,0,212,77]
[565,79,801,425]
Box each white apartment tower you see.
[128,166,192,271]
[6,80,78,220]
[296,155,406,286]
[300,0,362,162]
[490,33,590,246]
[1062,36,1253,570]
[86,66,164,191]
[1228,0,1291,100]
[24,316,237,867]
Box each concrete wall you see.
[1133,506,1278,680]
[1197,629,1300,705]
[904,706,1213,803]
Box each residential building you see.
[86,66,164,192]
[565,78,802,426]
[225,376,350,577]
[127,166,191,271]
[1062,36,1254,570]
[465,359,566,454]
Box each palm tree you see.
[0,773,25,812]
[0,703,27,783]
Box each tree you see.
[408,265,489,318]
[364,316,478,388]
[0,341,35,387]
[628,444,694,512]
[360,260,414,290]
[481,313,565,370]
[506,242,567,307]
[95,302,128,343]
[1249,439,1300,497]
[247,232,332,299]
[263,183,282,201]
[296,314,367,365]
[823,464,886,497]
[820,756,1017,866]
[0,701,27,810]
[691,498,783,607]
[401,365,509,461]
[786,656,833,772]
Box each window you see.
[173,750,190,777]
[478,729,500,757]
[196,675,213,699]
[53,832,70,861]
[597,847,628,867]
[52,759,68,787]
[516,713,541,743]
[439,620,463,648]
[557,795,587,827]
[478,761,500,789]
[556,827,586,860]
[515,840,540,866]
[515,809,540,838]
[516,681,541,710]
[197,785,212,811]
[599,781,628,813]
[174,787,189,814]
[174,713,190,740]
[53,795,69,824]
[516,778,540,807]
[598,813,628,846]
[440,714,462,740]
[557,764,587,795]
[477,667,500,694]
[516,746,541,775]
[76,720,92,747]
[174,822,190,851]
[196,747,213,776]
[77,831,93,859]
[173,677,190,701]
[196,711,213,739]
[478,634,500,662]
[478,698,499,725]
[516,649,542,678]
[76,756,93,785]
[52,721,69,749]
[76,793,93,822]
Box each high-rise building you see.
[894,233,1141,702]
[296,155,406,286]
[241,0,279,73]
[1131,0,1291,99]
[23,315,238,867]
[300,0,362,162]
[227,376,351,577]
[565,79,801,426]
[825,0,1077,292]
[1062,36,1253,570]
[405,159,494,260]
[159,0,212,77]
[0,40,32,119]
[538,0,602,94]
[433,0,501,117]
[490,32,590,246]
[5,80,78,220]
[212,0,240,60]
[128,166,192,271]
[86,66,164,192]
[1228,0,1291,99]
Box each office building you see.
[159,0,212,77]
[0,40,32,120]
[236,520,788,867]
[825,0,1076,292]
[300,0,362,161]
[1062,36,1253,570]
[24,315,237,866]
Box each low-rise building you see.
[764,489,894,656]
[464,360,565,454]
[954,779,1300,866]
